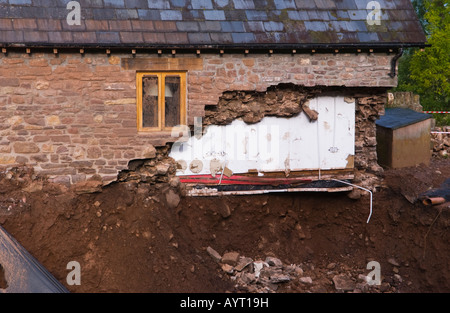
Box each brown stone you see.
[14,142,40,153]
[221,251,240,266]
[87,146,102,159]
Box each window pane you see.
[142,76,159,128]
[164,76,181,128]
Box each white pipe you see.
[431,131,450,134]
[332,179,373,224]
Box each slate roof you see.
[0,0,426,49]
[376,108,432,130]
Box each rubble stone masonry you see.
[0,51,395,185]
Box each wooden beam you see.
[121,57,203,71]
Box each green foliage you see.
[395,0,450,126]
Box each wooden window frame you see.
[136,71,187,132]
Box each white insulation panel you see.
[169,96,355,176]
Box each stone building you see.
[0,0,425,193]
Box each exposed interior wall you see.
[202,86,387,191]
[0,51,393,186]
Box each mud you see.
[0,158,449,293]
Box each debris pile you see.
[117,145,178,185]
[431,126,450,158]
[206,246,407,293]
[206,246,304,293]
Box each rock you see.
[294,266,304,276]
[394,274,403,283]
[265,256,283,267]
[239,272,255,284]
[169,177,180,188]
[156,163,170,175]
[142,145,157,158]
[327,263,337,270]
[269,273,291,284]
[165,189,180,209]
[221,251,240,266]
[299,276,313,284]
[221,264,234,274]
[206,246,222,263]
[235,257,253,272]
[217,201,231,218]
[332,274,356,291]
[387,258,400,266]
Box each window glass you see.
[164,76,181,128]
[142,76,158,128]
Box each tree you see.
[396,0,450,125]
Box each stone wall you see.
[0,51,395,184]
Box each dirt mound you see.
[0,158,449,293]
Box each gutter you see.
[388,48,404,78]
[0,42,429,53]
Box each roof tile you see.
[96,31,121,43]
[147,0,170,9]
[72,31,98,44]
[233,0,255,10]
[274,0,296,10]
[104,0,125,8]
[198,21,222,32]
[119,31,143,43]
[231,32,255,43]
[142,31,166,43]
[165,32,189,44]
[204,10,226,20]
[210,32,233,44]
[176,21,199,32]
[191,0,214,9]
[130,20,155,31]
[160,10,183,20]
[108,20,133,31]
[188,32,212,44]
[220,21,245,32]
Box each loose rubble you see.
[205,247,403,293]
[431,126,450,158]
